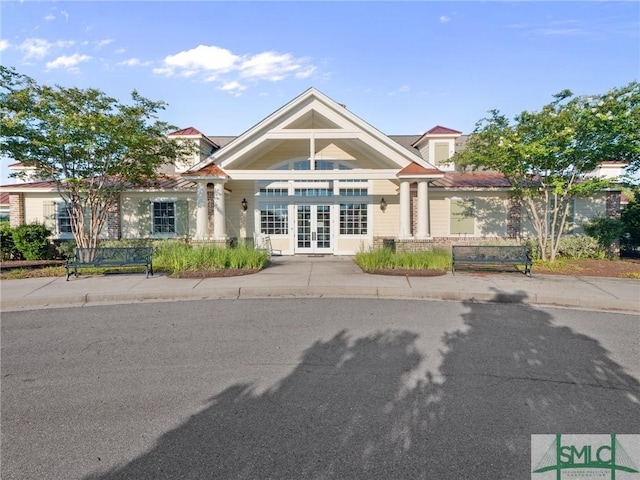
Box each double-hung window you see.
[57,202,73,235]
[153,201,176,234]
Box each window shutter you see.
[175,200,189,236]
[43,201,57,232]
[435,143,449,164]
[450,199,475,235]
[137,200,152,236]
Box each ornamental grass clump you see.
[152,241,269,275]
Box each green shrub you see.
[12,223,52,260]
[621,191,640,249]
[583,215,623,257]
[54,240,77,260]
[0,224,22,261]
[526,234,604,260]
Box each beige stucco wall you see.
[225,181,257,240]
[428,190,509,238]
[371,179,399,237]
[120,192,196,239]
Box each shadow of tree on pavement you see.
[85,294,640,480]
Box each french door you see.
[295,205,332,254]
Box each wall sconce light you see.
[380,198,387,212]
[241,198,248,211]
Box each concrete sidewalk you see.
[1,256,638,313]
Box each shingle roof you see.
[206,136,236,148]
[389,135,422,155]
[0,175,201,192]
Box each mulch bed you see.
[175,269,262,278]
[364,268,448,277]
[0,259,65,270]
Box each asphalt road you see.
[2,299,639,480]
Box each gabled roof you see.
[425,125,462,135]
[188,87,437,173]
[182,163,227,178]
[397,163,443,177]
[411,125,462,148]
[168,126,205,136]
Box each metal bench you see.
[452,245,532,276]
[65,247,153,281]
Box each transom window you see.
[259,187,289,196]
[260,203,288,235]
[339,188,368,196]
[270,158,355,171]
[294,188,332,197]
[340,203,368,235]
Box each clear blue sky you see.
[1,1,639,183]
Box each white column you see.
[195,181,208,240]
[416,180,429,239]
[213,181,227,240]
[399,180,411,239]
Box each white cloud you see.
[534,28,587,36]
[219,81,247,96]
[44,14,55,21]
[96,39,114,48]
[114,48,126,54]
[154,44,318,93]
[61,10,69,22]
[18,38,75,59]
[117,57,150,67]
[389,85,410,96]
[45,53,91,72]
[239,51,303,81]
[155,44,239,77]
[0,39,10,52]
[439,15,451,23]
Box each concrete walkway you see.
[1,256,638,313]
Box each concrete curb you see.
[2,288,638,314]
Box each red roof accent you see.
[432,172,512,188]
[0,192,9,204]
[397,163,443,177]
[182,163,227,177]
[0,174,206,191]
[411,125,462,148]
[425,125,462,135]
[168,127,205,136]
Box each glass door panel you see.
[295,205,332,254]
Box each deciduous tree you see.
[1,66,193,249]
[453,82,639,261]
